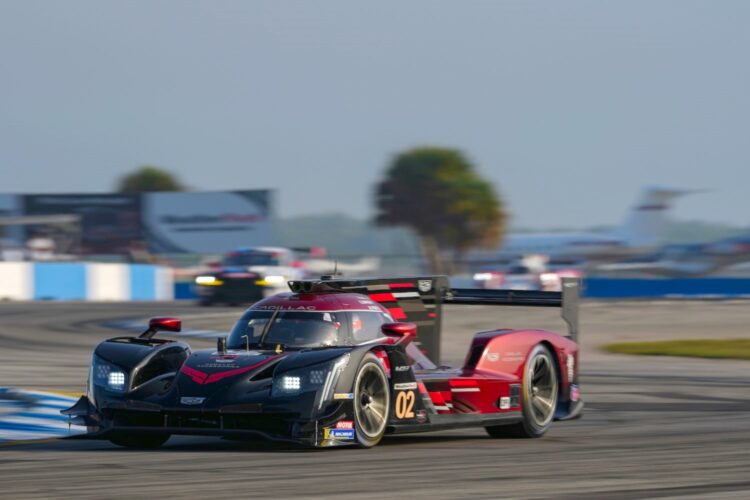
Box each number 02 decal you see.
[395,390,415,419]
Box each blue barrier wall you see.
[0,262,174,301]
[173,277,750,300]
[33,263,87,300]
[129,264,157,300]
[174,282,196,300]
[583,278,750,299]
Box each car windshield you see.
[227,310,347,349]
[224,251,280,267]
[227,309,394,350]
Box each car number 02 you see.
[395,390,415,419]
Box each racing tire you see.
[486,344,558,439]
[352,353,390,448]
[108,432,171,449]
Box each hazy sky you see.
[1,1,748,229]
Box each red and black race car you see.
[63,276,582,448]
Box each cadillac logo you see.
[417,280,432,293]
[180,397,206,406]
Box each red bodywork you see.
[252,288,579,420]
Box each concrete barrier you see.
[0,262,174,301]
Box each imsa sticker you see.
[333,393,354,400]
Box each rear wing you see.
[445,277,580,343]
[287,276,580,361]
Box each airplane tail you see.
[612,186,694,248]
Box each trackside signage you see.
[4,190,274,255]
[142,191,273,253]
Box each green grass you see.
[604,339,750,360]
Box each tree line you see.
[117,147,505,273]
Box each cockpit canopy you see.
[226,309,392,350]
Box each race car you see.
[63,276,582,449]
[473,255,584,292]
[194,247,310,305]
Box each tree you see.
[116,166,185,193]
[374,147,505,274]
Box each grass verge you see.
[603,339,750,360]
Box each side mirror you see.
[140,317,181,339]
[149,317,182,332]
[381,322,417,346]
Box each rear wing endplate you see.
[445,278,580,342]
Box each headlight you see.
[256,275,285,286]
[195,275,222,285]
[272,354,350,408]
[92,355,128,393]
[281,375,301,391]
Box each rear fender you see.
[464,329,578,400]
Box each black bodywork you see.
[64,337,423,447]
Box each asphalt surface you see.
[1,300,749,499]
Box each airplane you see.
[470,186,695,265]
[594,235,750,277]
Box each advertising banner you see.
[141,190,273,253]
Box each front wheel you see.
[109,432,170,449]
[352,353,390,448]
[486,344,558,438]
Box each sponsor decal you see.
[394,365,410,372]
[324,428,355,440]
[197,363,239,369]
[333,393,354,400]
[417,280,432,293]
[567,354,575,382]
[499,397,511,410]
[486,352,499,362]
[416,409,427,423]
[335,420,354,430]
[394,382,417,391]
[570,384,580,402]
[180,397,206,406]
[256,305,317,311]
[211,356,238,363]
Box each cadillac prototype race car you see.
[63,276,583,449]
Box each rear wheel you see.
[486,344,558,438]
[353,353,390,448]
[109,432,170,449]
